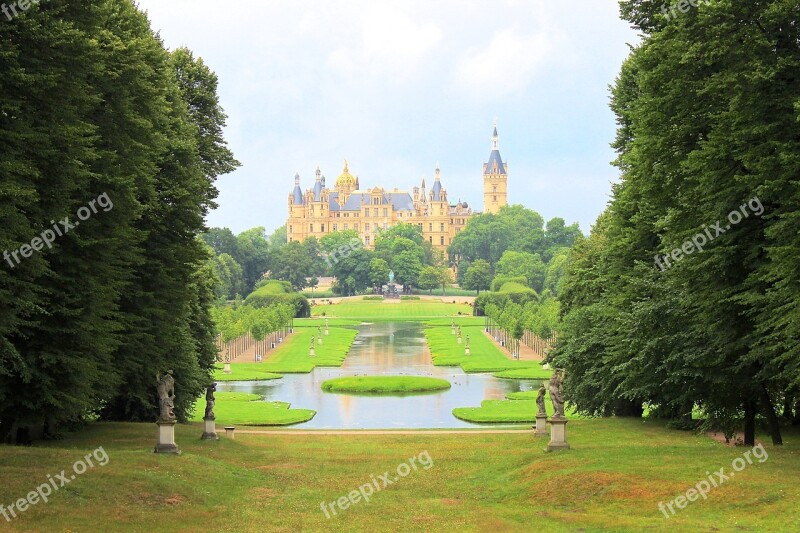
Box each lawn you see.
[321,376,452,394]
[212,363,283,382]
[425,325,547,373]
[312,300,473,321]
[190,392,315,426]
[256,327,358,373]
[1,421,798,531]
[453,390,578,423]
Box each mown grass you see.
[493,366,552,380]
[191,392,315,426]
[212,363,283,382]
[257,327,358,373]
[453,389,578,423]
[321,376,452,394]
[1,421,798,532]
[425,325,541,373]
[311,300,473,321]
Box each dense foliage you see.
[0,1,237,441]
[552,0,800,444]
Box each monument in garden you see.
[310,335,315,357]
[547,370,569,451]
[201,384,219,440]
[534,383,548,436]
[155,372,181,454]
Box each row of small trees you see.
[484,298,560,358]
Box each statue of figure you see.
[310,335,315,347]
[389,270,394,283]
[157,372,176,422]
[549,370,566,419]
[465,335,470,347]
[204,383,216,420]
[536,382,547,416]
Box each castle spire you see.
[491,121,499,151]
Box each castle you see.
[287,126,508,251]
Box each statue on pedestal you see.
[156,371,176,423]
[204,383,216,420]
[536,383,547,416]
[549,370,566,419]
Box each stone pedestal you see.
[465,348,470,355]
[155,420,181,454]
[224,426,236,439]
[534,414,548,437]
[223,362,231,374]
[457,337,462,344]
[309,347,315,357]
[201,418,219,440]
[451,327,455,335]
[546,417,570,451]
[318,337,323,345]
[325,328,329,336]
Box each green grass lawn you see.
[493,366,552,379]
[191,392,315,426]
[256,327,358,373]
[1,421,798,531]
[312,300,473,321]
[212,363,283,382]
[453,389,578,423]
[425,325,545,373]
[321,376,452,394]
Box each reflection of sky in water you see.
[218,322,539,429]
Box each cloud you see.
[454,28,559,100]
[326,4,442,82]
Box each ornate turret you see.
[483,122,508,214]
[292,173,303,205]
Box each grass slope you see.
[425,325,544,373]
[312,300,472,321]
[2,421,798,531]
[493,367,552,380]
[258,327,358,373]
[192,392,315,426]
[321,376,452,394]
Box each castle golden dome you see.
[336,160,357,188]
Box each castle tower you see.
[336,160,357,204]
[483,124,508,214]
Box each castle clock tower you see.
[483,124,508,214]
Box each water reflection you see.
[218,322,538,428]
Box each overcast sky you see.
[135,0,639,236]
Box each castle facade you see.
[287,126,508,250]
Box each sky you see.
[135,0,640,236]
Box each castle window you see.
[354,223,359,231]
[383,208,388,217]
[289,225,293,234]
[441,236,445,246]
[429,223,433,232]
[399,212,402,218]
[373,208,378,217]
[493,186,497,193]
[321,224,325,232]
[364,209,369,217]
[344,223,348,230]
[309,224,314,232]
[493,196,497,202]
[333,224,338,231]
[429,236,433,243]
[440,223,444,232]
[366,223,370,231]
[366,236,371,246]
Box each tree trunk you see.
[743,400,756,447]
[793,399,800,426]
[760,386,783,446]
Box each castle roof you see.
[486,150,506,175]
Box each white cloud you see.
[454,28,560,100]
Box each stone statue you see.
[310,335,315,347]
[549,370,566,419]
[204,383,216,420]
[536,382,547,416]
[157,372,176,422]
[389,270,395,283]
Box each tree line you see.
[552,0,800,445]
[0,1,238,442]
